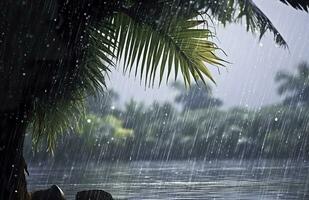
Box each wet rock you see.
[76,190,113,200]
[30,185,65,200]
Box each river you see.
[27,159,309,199]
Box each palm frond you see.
[280,0,309,11]
[199,0,288,47]
[124,0,288,47]
[31,98,85,153]
[30,18,117,152]
[237,0,288,47]
[83,19,117,91]
[113,12,226,87]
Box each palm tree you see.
[276,62,309,106]
[0,0,307,199]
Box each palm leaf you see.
[237,0,288,47]
[31,98,85,153]
[280,0,309,11]
[113,12,226,87]
[30,19,117,151]
[198,0,288,47]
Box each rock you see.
[76,190,113,200]
[30,185,65,200]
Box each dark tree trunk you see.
[0,107,30,200]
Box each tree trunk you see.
[0,108,30,200]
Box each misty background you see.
[108,0,309,109]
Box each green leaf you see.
[113,12,226,86]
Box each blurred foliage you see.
[24,64,309,163]
[86,89,119,115]
[25,101,309,163]
[173,81,223,111]
[276,62,309,106]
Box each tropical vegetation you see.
[1,0,308,199]
[25,64,309,164]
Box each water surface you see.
[27,160,309,199]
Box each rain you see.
[0,0,309,200]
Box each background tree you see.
[276,62,309,106]
[86,89,119,116]
[173,81,223,111]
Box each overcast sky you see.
[107,0,309,109]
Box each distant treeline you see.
[24,63,309,163]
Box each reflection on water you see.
[27,160,309,199]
